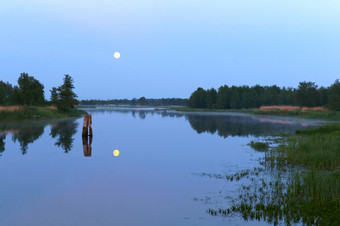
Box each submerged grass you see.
[0,106,86,121]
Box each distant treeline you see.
[189,80,340,110]
[0,72,78,110]
[80,97,188,106]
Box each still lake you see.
[0,108,322,226]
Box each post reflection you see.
[82,133,92,157]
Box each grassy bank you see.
[175,107,340,121]
[0,106,86,121]
[210,123,340,225]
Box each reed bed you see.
[209,123,340,225]
[0,105,23,112]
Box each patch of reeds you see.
[248,141,269,151]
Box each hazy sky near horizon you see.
[1,0,340,99]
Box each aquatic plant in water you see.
[207,124,340,225]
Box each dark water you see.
[0,108,322,226]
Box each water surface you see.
[0,109,322,225]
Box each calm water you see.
[0,108,322,226]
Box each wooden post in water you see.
[82,114,93,137]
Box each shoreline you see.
[174,107,340,121]
[0,106,87,122]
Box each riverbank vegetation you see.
[209,123,340,225]
[176,106,340,121]
[0,73,84,121]
[0,106,85,121]
[188,80,340,111]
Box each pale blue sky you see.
[1,0,340,99]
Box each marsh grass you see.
[208,123,340,225]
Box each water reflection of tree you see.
[187,115,309,137]
[50,118,78,153]
[84,108,312,137]
[0,134,5,156]
[138,111,146,119]
[12,124,45,154]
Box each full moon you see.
[114,52,120,59]
[113,149,120,156]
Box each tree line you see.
[0,73,78,110]
[188,80,340,110]
[80,97,188,106]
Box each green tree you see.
[51,75,78,110]
[216,85,230,109]
[230,87,241,109]
[328,79,340,110]
[318,86,329,106]
[17,72,45,105]
[50,87,59,105]
[131,98,137,105]
[205,88,217,109]
[264,85,281,105]
[189,87,207,108]
[9,86,23,105]
[296,81,319,107]
[0,81,13,105]
[138,96,147,105]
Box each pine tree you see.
[50,75,78,110]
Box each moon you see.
[114,52,120,59]
[113,149,120,156]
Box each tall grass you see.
[279,135,339,171]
